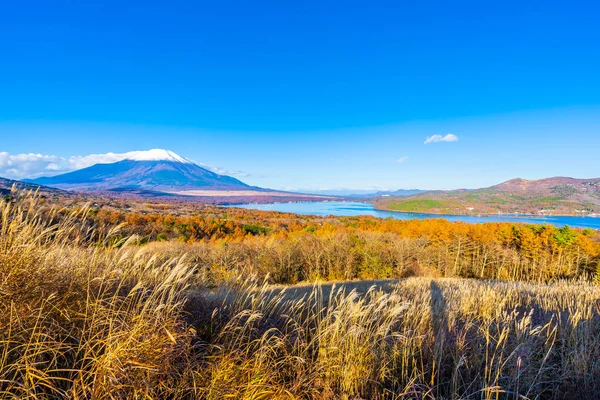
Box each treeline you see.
[147,226,599,284]
[81,205,600,284]
[10,194,599,284]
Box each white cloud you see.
[0,152,66,179]
[0,151,137,179]
[46,163,61,170]
[67,152,131,170]
[396,156,409,163]
[424,134,459,144]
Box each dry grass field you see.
[1,190,600,399]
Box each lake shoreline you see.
[227,199,599,219]
[372,204,599,218]
[227,201,600,230]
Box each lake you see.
[228,201,600,229]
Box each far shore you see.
[168,189,334,198]
[372,204,599,218]
[227,201,600,227]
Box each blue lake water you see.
[229,201,600,229]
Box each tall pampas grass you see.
[0,189,197,398]
[1,189,600,399]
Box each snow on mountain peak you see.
[123,149,192,164]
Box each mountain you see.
[374,177,600,216]
[27,149,256,193]
[491,177,600,193]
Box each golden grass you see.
[1,190,600,399]
[0,190,198,398]
[195,277,600,399]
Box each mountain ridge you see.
[26,150,257,193]
[491,177,600,192]
[375,176,600,216]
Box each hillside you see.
[374,177,600,215]
[0,176,66,197]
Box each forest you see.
[84,198,600,284]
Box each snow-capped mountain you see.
[28,149,256,193]
[115,149,193,164]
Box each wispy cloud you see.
[197,163,250,179]
[396,156,409,163]
[424,133,459,144]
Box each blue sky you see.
[1,0,599,190]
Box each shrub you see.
[157,232,168,241]
[243,224,269,235]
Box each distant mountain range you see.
[26,149,256,193]
[8,150,600,216]
[351,189,426,198]
[14,148,426,199]
[375,177,600,216]
[305,189,425,198]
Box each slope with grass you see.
[375,176,600,215]
[0,176,66,197]
[2,190,600,399]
